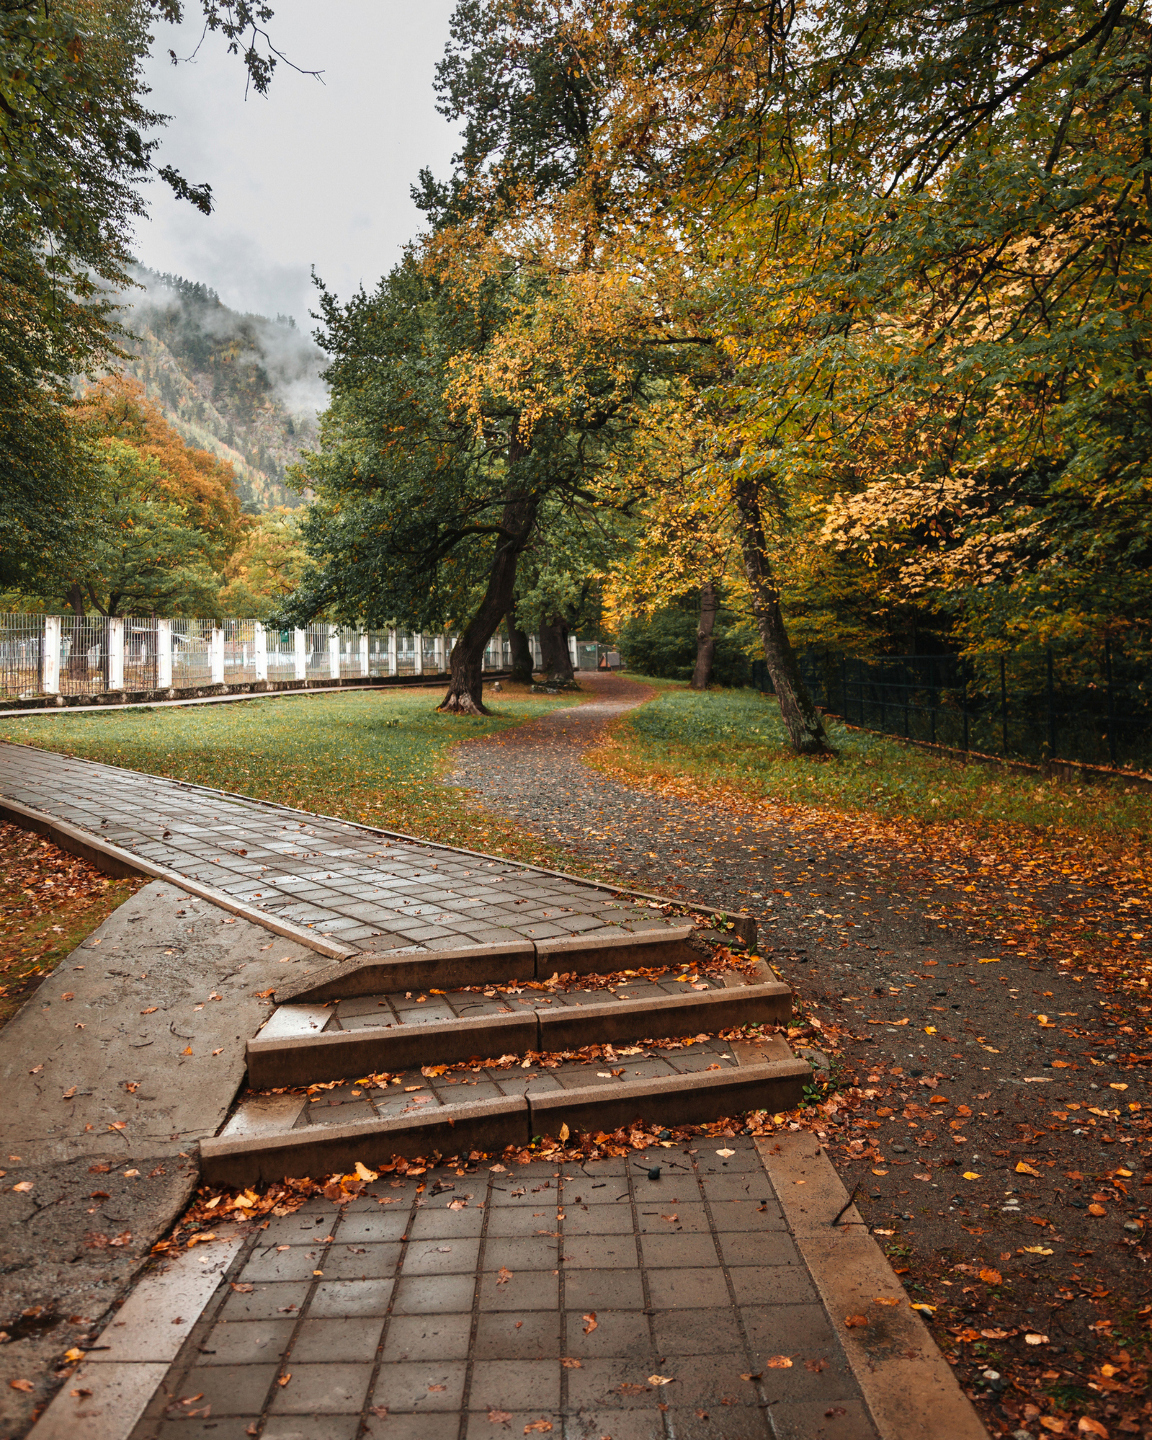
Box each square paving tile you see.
[241,1246,327,1283]
[764,1397,880,1439]
[408,1207,485,1240]
[261,1419,362,1440]
[559,1270,645,1313]
[170,1363,279,1415]
[392,1273,478,1315]
[219,1281,310,1322]
[651,1307,746,1357]
[486,1207,563,1238]
[306,1278,394,1317]
[289,1316,385,1363]
[638,1233,720,1269]
[198,1318,295,1366]
[560,1235,638,1269]
[382,1313,473,1362]
[645,1268,731,1310]
[470,1359,562,1412]
[482,1237,559,1271]
[717,1233,803,1269]
[265,1362,374,1414]
[472,1310,561,1360]
[370,1360,468,1412]
[560,1310,653,1361]
[322,1242,403,1278]
[563,1357,668,1410]
[660,1405,771,1438]
[476,1268,559,1312]
[402,1237,482,1276]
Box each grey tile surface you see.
[0,742,688,955]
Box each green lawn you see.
[0,687,578,863]
[601,684,1152,852]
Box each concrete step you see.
[246,979,794,1088]
[201,1045,810,1187]
[275,926,699,1005]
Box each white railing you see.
[0,615,593,701]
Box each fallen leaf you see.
[1088,1204,1106,1217]
[1077,1419,1109,1438]
[8,1380,33,1393]
[230,1283,254,1294]
[70,1388,93,1399]
[560,1357,582,1368]
[181,1046,193,1056]
[764,1355,793,1368]
[648,1374,675,1385]
[523,1422,553,1433]
[963,1171,981,1180]
[140,1007,158,1014]
[354,1162,378,1182]
[278,1373,291,1387]
[910,1303,936,1313]
[497,1266,513,1285]
[582,1312,598,1334]
[979,1268,1003,1286]
[845,1315,869,1327]
[716,1148,736,1157]
[487,1409,512,1424]
[1040,1420,1067,1434]
[12,1181,32,1193]
[559,1124,569,1142]
[62,1348,85,1363]
[61,1087,76,1100]
[873,1297,901,1307]
[1023,1247,1054,1256]
[1025,1333,1049,1346]
[1016,1162,1041,1177]
[805,1359,828,1373]
[428,1384,447,1392]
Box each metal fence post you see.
[1106,635,1117,767]
[1000,655,1008,755]
[1046,648,1055,759]
[253,622,268,683]
[961,658,969,751]
[293,627,307,682]
[157,619,173,688]
[328,626,340,681]
[42,616,60,695]
[108,617,125,690]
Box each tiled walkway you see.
[0,743,675,953]
[129,1138,876,1440]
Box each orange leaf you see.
[1088,1204,1106,1217]
[979,1268,1003,1286]
[1016,1162,1040,1177]
[9,1379,33,1393]
[845,1314,869,1327]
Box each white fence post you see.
[434,634,445,673]
[294,628,307,681]
[359,629,369,676]
[156,619,172,688]
[42,616,60,695]
[414,632,423,676]
[107,617,125,690]
[209,625,225,684]
[328,626,340,681]
[254,621,268,682]
[387,628,397,677]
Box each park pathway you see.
[0,737,679,955]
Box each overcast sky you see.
[135,2,461,326]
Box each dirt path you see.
[452,673,1152,1439]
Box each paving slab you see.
[0,742,697,958]
[122,1139,891,1440]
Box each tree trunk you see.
[733,478,829,754]
[538,614,574,683]
[439,490,537,715]
[506,610,534,684]
[690,580,719,690]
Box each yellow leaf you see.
[963,1171,981,1180]
[910,1303,936,1313]
[1023,1247,1053,1256]
[1016,1162,1040,1177]
[63,1348,85,1363]
[924,1026,937,1034]
[354,1161,377,1182]
[559,1123,570,1142]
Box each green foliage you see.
[618,603,755,686]
[67,436,223,616]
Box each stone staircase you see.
[202,926,811,1186]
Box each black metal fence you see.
[752,642,1152,771]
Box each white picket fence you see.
[0,615,591,702]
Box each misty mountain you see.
[113,268,327,513]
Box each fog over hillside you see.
[113,268,327,513]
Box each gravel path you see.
[451,673,1152,1438]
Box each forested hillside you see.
[113,269,324,513]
